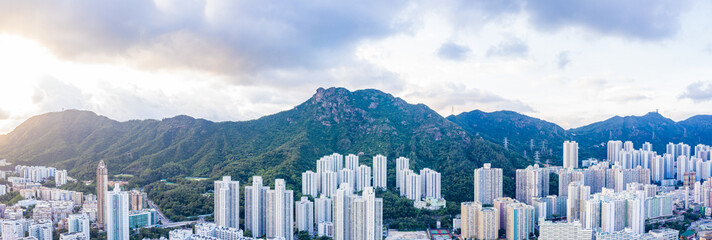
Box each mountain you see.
[447,110,567,165]
[0,87,529,203]
[570,112,687,158]
[448,110,712,162]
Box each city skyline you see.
[1,1,712,133]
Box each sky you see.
[0,0,711,133]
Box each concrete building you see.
[539,220,593,240]
[67,214,90,240]
[345,154,359,171]
[96,160,108,227]
[563,141,579,169]
[55,170,68,187]
[396,157,410,189]
[473,163,502,205]
[516,164,549,205]
[355,165,371,192]
[214,176,240,229]
[420,168,441,199]
[321,171,338,197]
[372,155,387,190]
[295,196,314,235]
[338,168,356,193]
[266,179,293,240]
[245,176,268,238]
[333,183,353,240]
[505,203,535,240]
[106,184,129,240]
[314,195,332,225]
[302,171,318,198]
[559,169,583,197]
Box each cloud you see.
[407,83,535,114]
[486,37,529,58]
[525,0,691,40]
[605,94,649,104]
[0,109,10,120]
[705,44,712,54]
[437,42,471,61]
[680,81,712,102]
[0,0,411,81]
[557,51,571,69]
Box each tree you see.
[297,231,312,240]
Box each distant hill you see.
[0,87,529,203]
[447,110,567,165]
[570,112,711,159]
[448,110,712,161]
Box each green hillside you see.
[0,87,529,204]
[447,110,567,165]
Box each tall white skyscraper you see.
[420,168,441,199]
[68,214,91,240]
[473,163,503,205]
[333,183,353,240]
[214,176,240,229]
[355,165,371,192]
[295,196,314,235]
[322,171,338,197]
[349,187,383,240]
[346,154,359,171]
[559,169,583,197]
[404,171,421,201]
[266,179,294,240]
[106,184,129,240]
[315,195,333,225]
[55,169,68,187]
[372,155,387,190]
[97,160,108,227]
[396,157,410,189]
[607,141,623,163]
[302,171,318,198]
[245,176,268,238]
[339,168,356,193]
[516,164,549,205]
[563,141,579,169]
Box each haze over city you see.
[1,0,711,134]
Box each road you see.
[146,198,173,225]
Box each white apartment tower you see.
[355,165,372,192]
[338,168,356,193]
[55,169,68,187]
[321,171,338,197]
[372,155,387,190]
[420,168,441,199]
[473,163,503,205]
[349,187,383,240]
[516,164,549,205]
[333,183,353,240]
[346,154,359,171]
[607,141,623,163]
[214,176,240,229]
[563,141,579,169]
[106,184,129,240]
[68,214,91,240]
[315,195,333,225]
[245,176,268,238]
[266,179,294,240]
[396,157,410,189]
[295,196,314,235]
[302,171,318,198]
